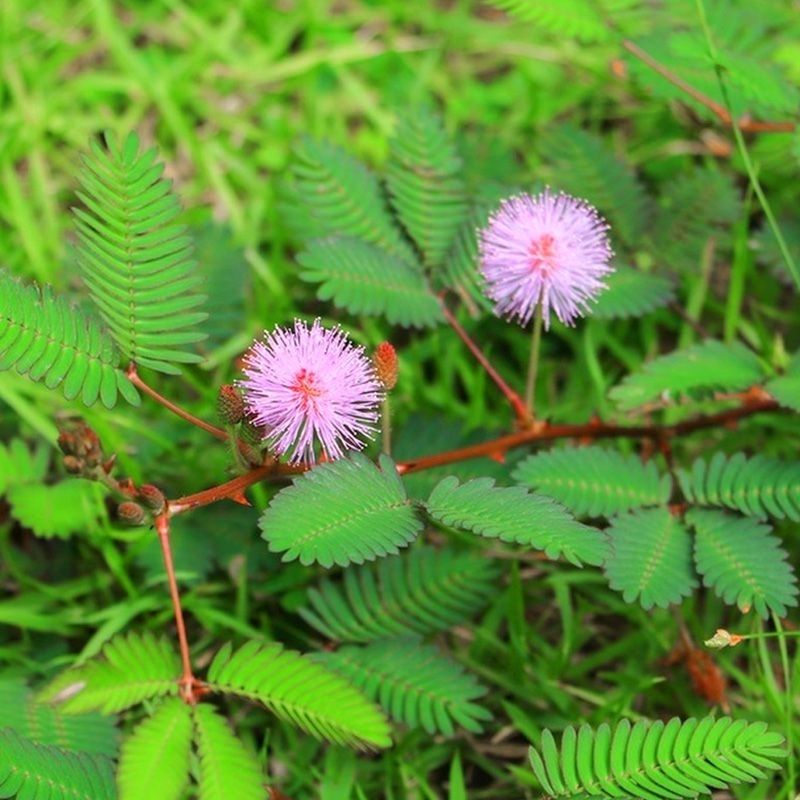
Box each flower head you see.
[239,320,382,464]
[479,189,613,328]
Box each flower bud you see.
[240,419,265,447]
[63,455,83,474]
[57,430,77,456]
[138,484,166,514]
[217,384,245,425]
[373,342,398,390]
[117,501,147,526]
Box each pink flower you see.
[479,190,613,328]
[239,320,382,464]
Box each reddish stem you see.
[127,364,228,441]
[155,512,199,703]
[622,40,795,134]
[440,303,530,424]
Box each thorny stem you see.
[166,387,779,509]
[621,40,795,134]
[523,302,544,419]
[439,301,529,425]
[154,513,199,703]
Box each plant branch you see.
[154,512,200,703]
[622,40,795,134]
[440,301,529,424]
[127,364,228,441]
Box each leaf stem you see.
[524,302,544,419]
[381,395,392,455]
[772,612,797,793]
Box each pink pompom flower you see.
[239,320,382,464]
[479,190,613,329]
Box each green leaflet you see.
[74,131,207,374]
[193,704,264,800]
[300,545,501,643]
[677,452,800,520]
[283,136,416,263]
[386,109,469,268]
[260,453,423,568]
[591,267,674,320]
[117,698,193,800]
[318,639,491,736]
[0,438,48,496]
[530,717,785,798]
[0,270,137,408]
[206,641,391,750]
[540,124,652,247]
[604,508,697,609]
[687,508,798,619]
[513,446,671,518]
[40,632,180,714]
[297,237,443,328]
[0,727,117,800]
[0,678,118,757]
[765,351,800,413]
[609,340,764,411]
[426,476,608,566]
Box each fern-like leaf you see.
[0,727,116,800]
[529,717,785,798]
[8,479,108,539]
[318,639,490,736]
[193,704,264,800]
[425,476,607,566]
[513,446,671,518]
[0,270,137,408]
[0,438,48,496]
[74,132,206,374]
[297,237,443,328]
[260,453,422,568]
[649,167,740,272]
[117,698,192,800]
[386,109,468,268]
[40,632,180,714]
[591,267,674,320]
[604,508,697,609]
[283,137,416,263]
[539,124,651,247]
[609,340,764,411]
[300,545,501,643]
[206,641,391,749]
[678,452,800,520]
[687,509,798,619]
[0,678,118,757]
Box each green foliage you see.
[0,727,117,800]
[529,717,786,798]
[0,678,118,757]
[260,453,422,568]
[206,640,391,749]
[284,137,415,263]
[765,352,800,412]
[678,452,800,520]
[40,632,180,714]
[117,698,192,800]
[513,446,671,518]
[649,168,740,272]
[386,109,468,268]
[609,340,764,411]
[319,639,490,736]
[687,509,798,619]
[604,508,697,609]
[0,438,48,496]
[591,267,674,320]
[297,237,443,328]
[300,546,501,643]
[7,479,108,539]
[192,704,264,800]
[539,124,650,247]
[425,476,607,566]
[0,270,137,408]
[74,132,206,374]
